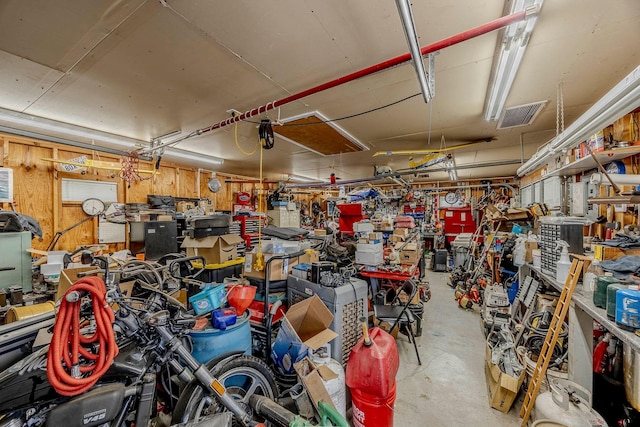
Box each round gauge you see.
[207,177,221,193]
[82,198,105,216]
[444,192,459,204]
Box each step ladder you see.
[519,259,583,426]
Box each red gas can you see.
[346,326,399,427]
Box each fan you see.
[207,175,221,193]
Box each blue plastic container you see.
[212,307,237,330]
[189,312,251,363]
[616,288,640,330]
[507,280,519,305]
[189,283,227,315]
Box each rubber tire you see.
[171,355,278,426]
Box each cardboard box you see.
[396,242,420,264]
[271,295,338,373]
[592,244,640,261]
[181,234,244,264]
[56,266,100,302]
[369,232,383,241]
[314,229,327,236]
[389,234,405,243]
[293,357,338,413]
[243,253,298,281]
[393,227,409,237]
[571,253,593,279]
[504,208,530,221]
[524,241,538,263]
[356,242,383,253]
[355,251,384,265]
[299,250,320,265]
[485,340,525,413]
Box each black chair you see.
[373,279,422,365]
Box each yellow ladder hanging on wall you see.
[519,258,583,426]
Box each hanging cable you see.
[234,117,258,156]
[47,276,118,396]
[253,144,265,272]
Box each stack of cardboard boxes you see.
[355,231,384,265]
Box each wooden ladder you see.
[519,258,583,426]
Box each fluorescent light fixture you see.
[484,0,543,121]
[0,107,145,149]
[395,0,433,103]
[289,174,320,183]
[517,65,640,176]
[163,148,224,166]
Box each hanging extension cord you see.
[47,276,118,396]
[253,144,265,271]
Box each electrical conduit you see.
[148,10,530,152]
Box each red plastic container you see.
[227,284,257,315]
[346,327,399,427]
[350,384,396,427]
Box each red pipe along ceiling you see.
[180,11,529,142]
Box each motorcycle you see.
[0,257,293,427]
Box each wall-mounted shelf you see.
[547,145,640,178]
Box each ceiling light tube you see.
[289,174,320,183]
[517,64,640,176]
[163,148,224,166]
[0,107,145,149]
[484,0,543,121]
[395,0,433,103]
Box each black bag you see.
[0,211,43,239]
[147,195,175,210]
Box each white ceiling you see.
[0,0,639,184]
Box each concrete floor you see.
[394,271,522,426]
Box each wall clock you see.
[81,198,105,216]
[444,192,459,204]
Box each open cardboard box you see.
[293,356,339,414]
[271,294,337,374]
[484,337,524,413]
[181,234,244,265]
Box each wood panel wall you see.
[0,132,279,252]
[0,131,517,253]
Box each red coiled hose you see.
[47,276,119,396]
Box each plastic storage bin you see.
[189,283,227,315]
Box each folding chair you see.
[373,279,422,365]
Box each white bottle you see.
[556,240,571,284]
[582,259,601,293]
[309,345,346,419]
[513,236,526,267]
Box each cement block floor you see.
[394,271,522,426]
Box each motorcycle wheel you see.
[172,355,278,425]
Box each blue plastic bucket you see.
[189,312,251,363]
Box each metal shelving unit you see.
[524,263,640,394]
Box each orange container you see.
[227,285,257,315]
